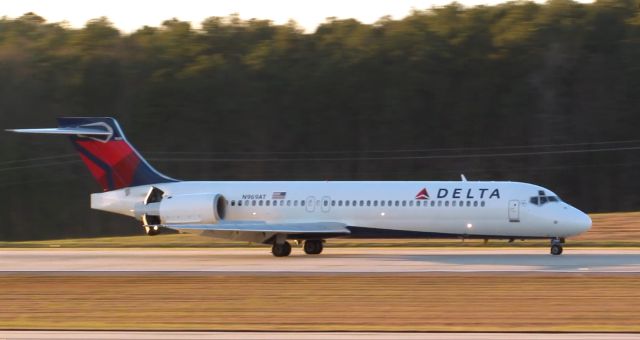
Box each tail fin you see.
[7,117,176,191]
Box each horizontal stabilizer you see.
[7,127,113,136]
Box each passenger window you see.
[466,201,471,207]
[345,200,350,207]
[459,201,464,207]
[395,201,400,207]
[301,200,305,206]
[473,201,478,207]
[352,200,357,207]
[431,201,435,207]
[331,200,336,207]
[231,200,235,206]
[381,200,385,207]
[481,201,485,207]
[452,201,456,207]
[238,200,243,206]
[286,200,291,206]
[373,200,378,207]
[294,200,298,207]
[273,200,277,206]
[388,200,393,206]
[252,200,256,206]
[445,201,449,207]
[409,201,414,207]
[245,200,249,206]
[265,200,270,206]
[415,201,420,207]
[324,200,329,207]
[367,200,371,207]
[360,200,364,207]
[402,201,407,207]
[338,200,343,207]
[437,201,442,207]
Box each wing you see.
[165,221,350,235]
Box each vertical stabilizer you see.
[8,117,176,191]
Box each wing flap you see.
[165,222,350,234]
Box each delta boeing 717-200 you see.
[8,117,591,256]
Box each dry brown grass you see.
[1,273,639,331]
[575,212,640,241]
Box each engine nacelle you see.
[135,193,225,225]
[158,193,225,224]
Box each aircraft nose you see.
[568,207,592,235]
[577,211,592,233]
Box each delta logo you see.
[415,188,430,200]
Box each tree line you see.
[1,0,640,240]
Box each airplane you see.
[7,117,591,256]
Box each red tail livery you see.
[12,117,175,191]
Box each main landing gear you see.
[303,240,324,255]
[272,241,292,257]
[271,239,325,257]
[550,237,565,255]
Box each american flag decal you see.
[272,192,287,199]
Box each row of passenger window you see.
[229,199,486,208]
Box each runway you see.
[1,248,639,273]
[0,331,639,339]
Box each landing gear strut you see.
[272,241,292,257]
[304,240,324,255]
[550,237,564,255]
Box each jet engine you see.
[135,187,226,232]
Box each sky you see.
[3,0,593,32]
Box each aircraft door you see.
[321,196,331,213]
[508,200,520,222]
[305,196,315,212]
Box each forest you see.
[1,0,640,240]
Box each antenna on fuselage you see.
[461,174,467,182]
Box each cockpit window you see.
[529,191,560,206]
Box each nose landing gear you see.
[550,237,565,255]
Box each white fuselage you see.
[91,180,591,241]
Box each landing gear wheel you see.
[272,241,292,257]
[304,240,324,255]
[550,244,563,255]
[145,225,160,236]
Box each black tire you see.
[145,226,160,236]
[550,244,563,255]
[304,240,324,255]
[272,241,292,257]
